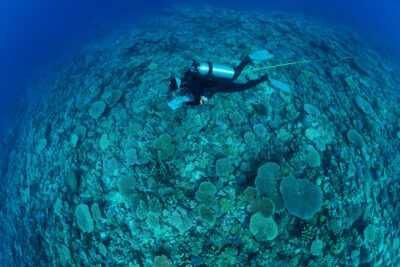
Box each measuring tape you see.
[244,56,352,72]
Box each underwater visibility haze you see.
[0,0,400,266]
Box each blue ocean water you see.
[0,0,399,266]
[0,0,175,134]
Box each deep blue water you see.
[0,0,399,135]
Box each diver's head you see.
[190,59,200,72]
[169,77,181,91]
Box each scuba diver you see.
[168,54,271,109]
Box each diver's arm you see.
[183,89,201,106]
[183,100,200,106]
[183,83,203,106]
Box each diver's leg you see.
[231,56,252,81]
[220,74,270,93]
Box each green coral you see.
[75,204,94,233]
[244,132,255,147]
[215,158,234,177]
[364,224,376,242]
[154,134,175,160]
[280,167,290,177]
[230,222,244,238]
[218,247,238,266]
[219,198,235,213]
[154,255,175,267]
[195,182,218,207]
[330,236,345,255]
[301,69,312,77]
[198,205,216,224]
[249,212,278,241]
[344,76,357,89]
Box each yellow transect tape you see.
[244,56,352,72]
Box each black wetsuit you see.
[179,56,270,106]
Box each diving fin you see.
[270,78,291,93]
[249,50,274,61]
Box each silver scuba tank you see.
[197,62,235,79]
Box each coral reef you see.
[0,3,399,267]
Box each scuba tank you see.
[197,62,235,79]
